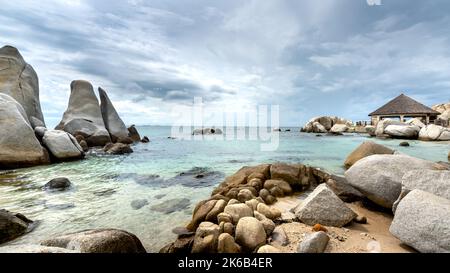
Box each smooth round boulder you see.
[103,143,133,155]
[217,233,240,253]
[237,189,254,203]
[235,217,267,251]
[99,87,129,143]
[223,204,253,224]
[257,203,281,220]
[45,178,71,191]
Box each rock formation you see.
[99,87,129,142]
[56,80,111,146]
[0,45,45,126]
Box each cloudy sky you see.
[1,0,450,127]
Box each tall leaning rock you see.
[99,87,129,142]
[0,93,49,168]
[0,45,45,127]
[56,80,111,147]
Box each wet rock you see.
[43,130,84,160]
[235,217,267,251]
[264,179,292,195]
[103,142,133,155]
[141,136,150,143]
[130,199,149,210]
[217,233,240,253]
[191,222,220,253]
[0,209,34,244]
[270,164,300,187]
[399,141,410,147]
[44,177,71,191]
[41,229,146,253]
[297,231,329,253]
[223,204,253,224]
[390,190,450,253]
[127,125,141,142]
[166,167,225,188]
[150,198,190,214]
[154,194,166,199]
[344,141,394,169]
[291,184,356,227]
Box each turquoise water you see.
[0,126,448,252]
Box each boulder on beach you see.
[418,124,450,141]
[325,175,364,202]
[56,80,111,147]
[235,217,266,251]
[291,184,356,227]
[191,222,220,253]
[99,87,130,143]
[344,141,394,169]
[0,93,49,168]
[384,124,420,139]
[41,229,146,253]
[0,45,45,126]
[0,209,34,244]
[42,130,84,160]
[345,154,442,208]
[297,231,329,253]
[393,170,450,213]
[390,190,450,253]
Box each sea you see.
[0,126,448,252]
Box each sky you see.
[1,0,450,127]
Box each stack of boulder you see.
[0,45,147,169]
[301,116,355,134]
[433,102,450,126]
[161,163,363,253]
[344,141,450,252]
[371,117,450,141]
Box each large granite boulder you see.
[330,124,348,133]
[40,229,146,253]
[405,118,425,128]
[99,87,129,142]
[345,154,442,208]
[42,130,84,160]
[375,119,404,137]
[344,141,394,169]
[56,80,111,146]
[384,124,420,139]
[235,217,266,251]
[0,45,45,126]
[302,116,352,133]
[291,184,356,227]
[418,124,450,141]
[390,190,450,253]
[393,170,450,213]
[0,93,49,168]
[0,209,34,244]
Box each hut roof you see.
[369,94,440,116]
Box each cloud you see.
[1,0,450,126]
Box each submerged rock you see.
[0,209,34,244]
[390,190,450,253]
[291,184,356,227]
[41,229,147,253]
[56,80,111,147]
[384,124,420,139]
[418,124,450,141]
[130,199,149,210]
[44,177,72,191]
[0,93,49,168]
[150,198,190,214]
[103,142,133,155]
[345,154,442,208]
[0,45,45,125]
[192,222,220,253]
[99,87,129,143]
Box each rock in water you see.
[297,231,329,253]
[344,141,394,168]
[345,154,441,208]
[0,209,34,244]
[325,176,364,202]
[41,229,146,253]
[330,124,348,133]
[45,177,72,191]
[223,204,253,224]
[42,130,84,160]
[291,184,356,227]
[192,222,220,253]
[235,217,267,251]
[128,125,141,142]
[99,87,129,143]
[103,142,133,155]
[389,190,450,253]
[56,80,111,147]
[418,124,450,141]
[384,125,420,139]
[0,45,45,126]
[141,136,150,143]
[0,93,49,168]
[392,170,450,213]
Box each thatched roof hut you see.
[369,94,439,125]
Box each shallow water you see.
[0,126,448,252]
